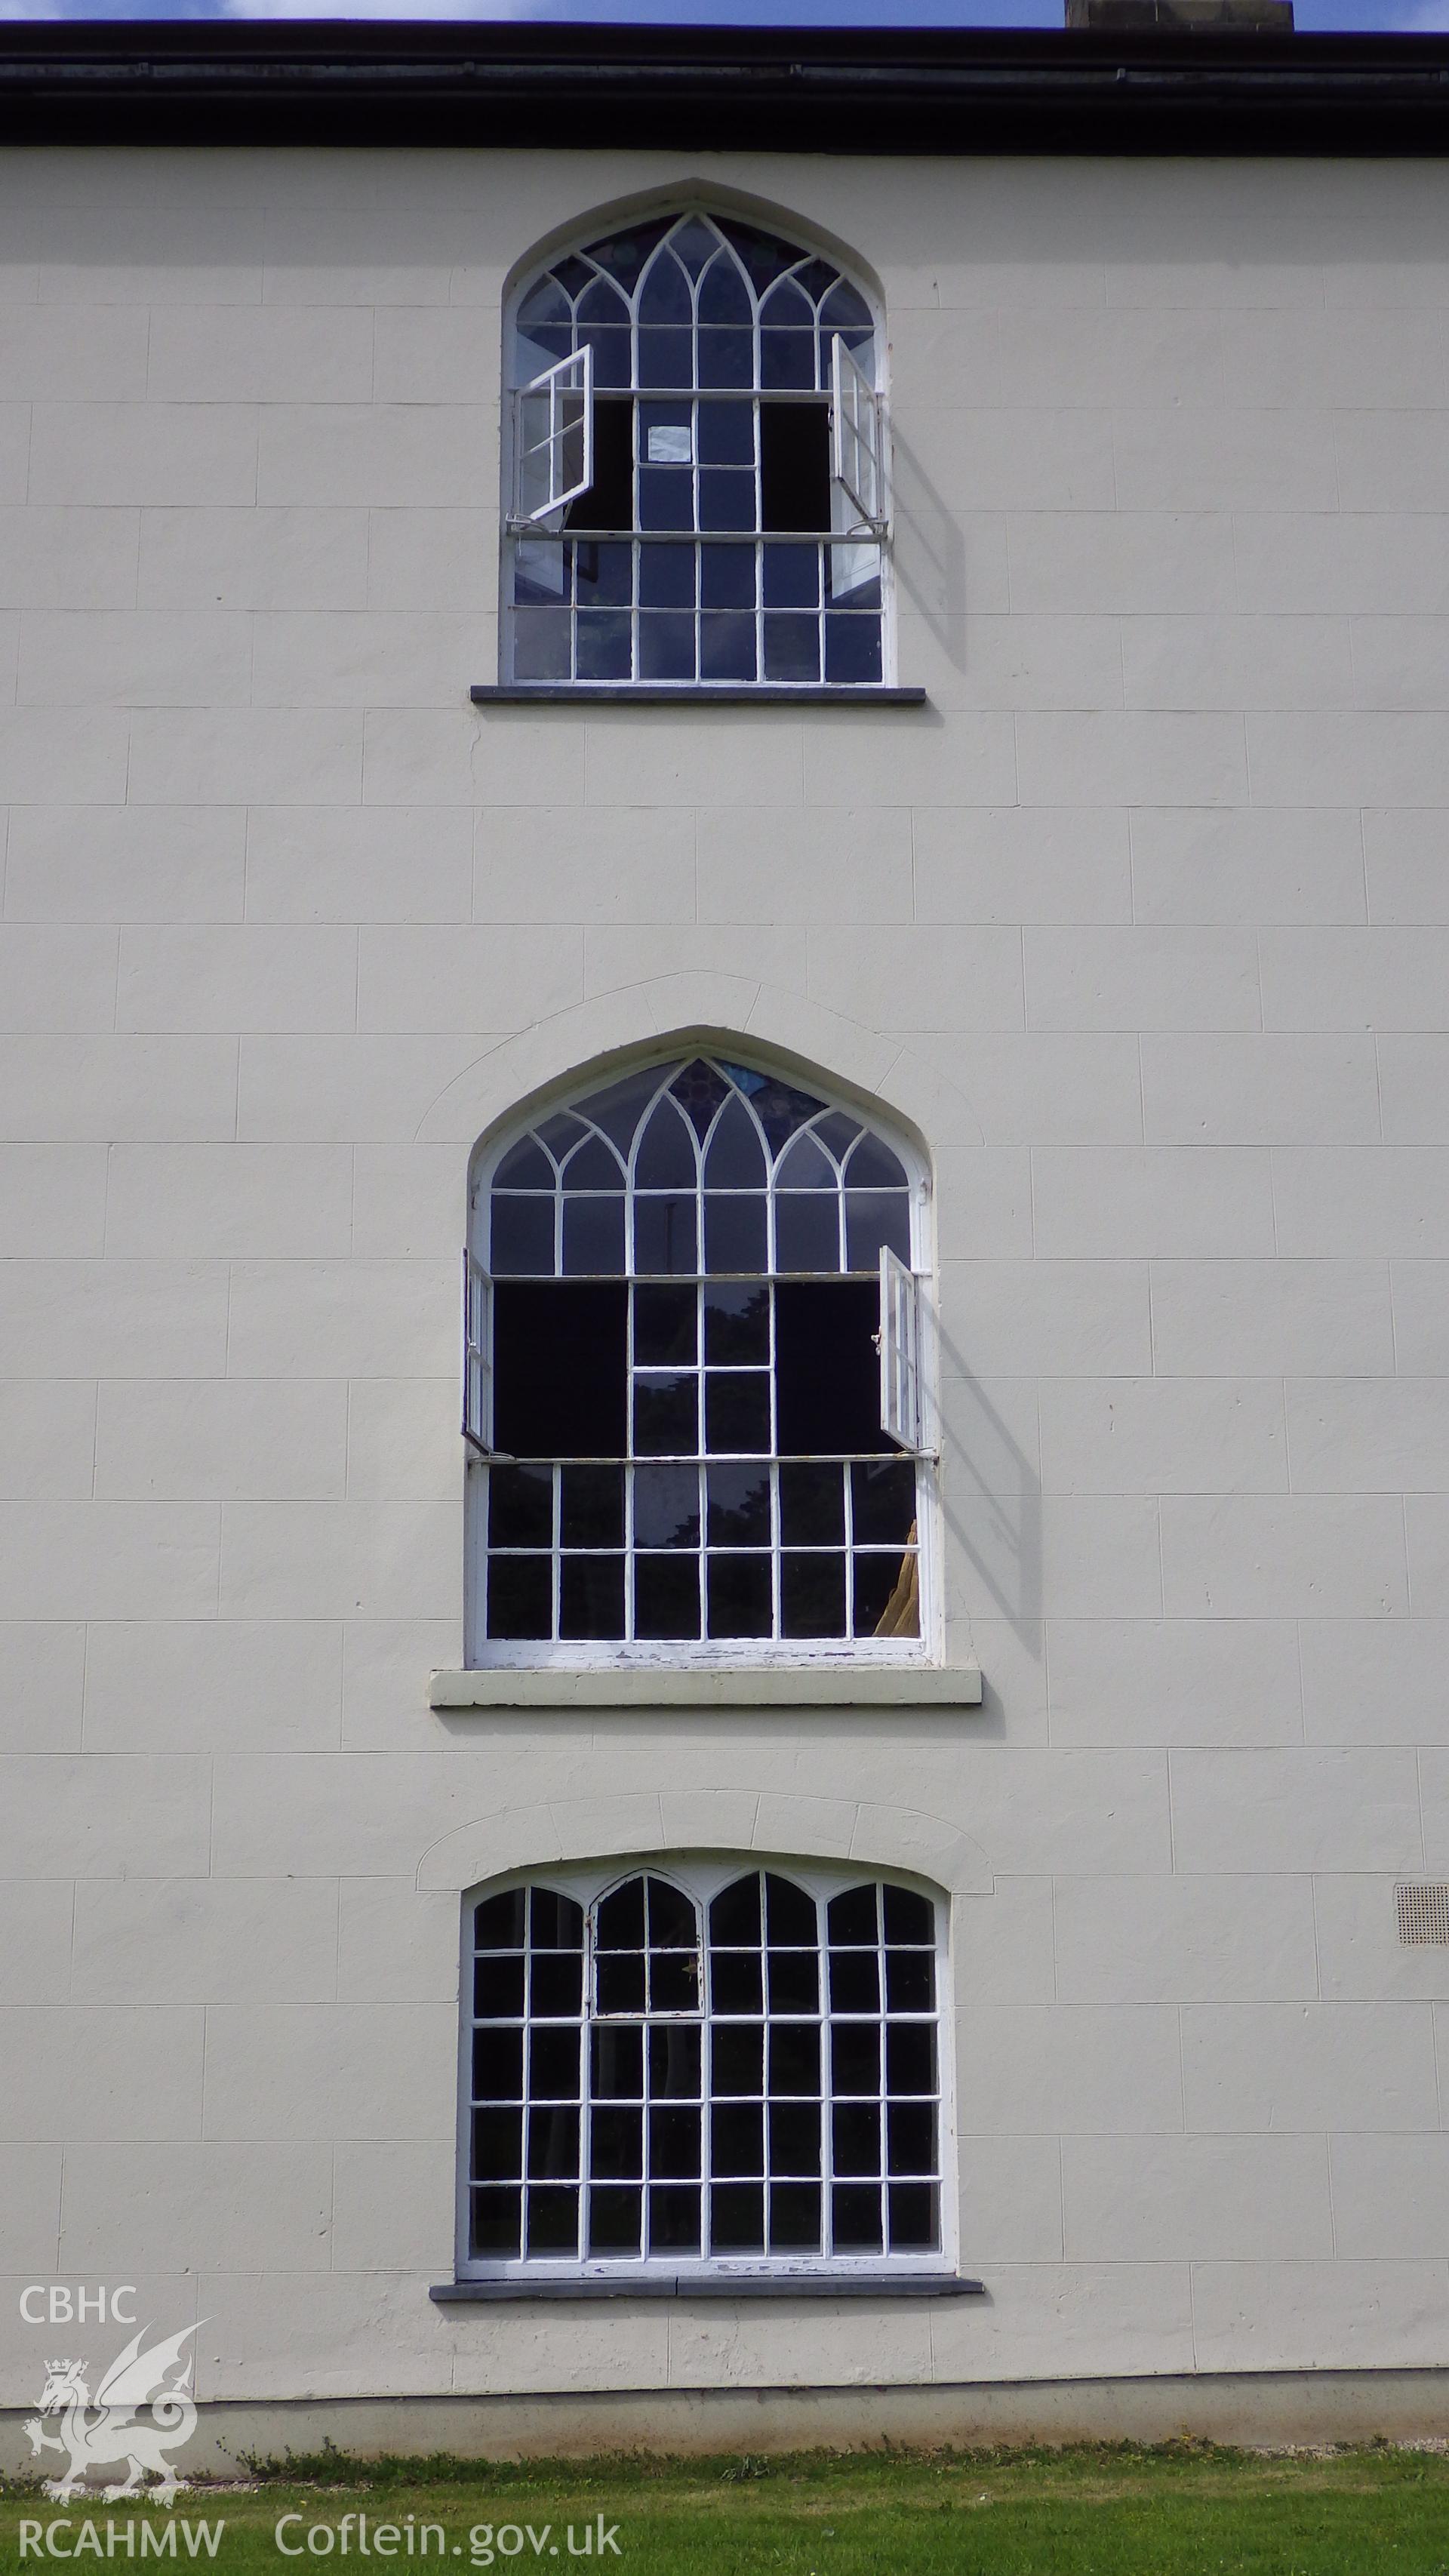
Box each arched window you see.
[503,207,890,690]
[463,1053,933,1663]
[463,1862,949,2280]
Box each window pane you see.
[528,2104,580,2180]
[527,2186,580,2253]
[560,1464,625,1548]
[650,2104,701,2178]
[769,2101,820,2177]
[634,1463,700,1547]
[887,2102,936,2177]
[530,2026,583,2100]
[704,1193,767,1272]
[827,1885,878,1947]
[888,2182,939,2251]
[575,611,632,682]
[826,613,883,686]
[639,612,697,681]
[597,1877,645,1947]
[832,2183,882,2251]
[698,400,755,464]
[704,1371,771,1455]
[489,1464,553,1551]
[844,1189,912,1269]
[635,1553,701,1640]
[884,1886,935,1946]
[759,402,829,519]
[562,1194,625,1274]
[697,328,753,388]
[650,2021,702,2091]
[472,2107,522,2180]
[710,2184,764,2251]
[832,2101,880,2178]
[592,2022,643,2098]
[649,2184,701,2251]
[475,1887,527,1951]
[766,1874,817,1944]
[829,1949,879,2014]
[473,2026,523,2101]
[700,615,758,683]
[638,468,694,532]
[710,1876,762,1945]
[780,1551,847,1639]
[590,2106,642,2179]
[768,2023,820,2096]
[774,1193,840,1273]
[851,1459,918,1544]
[831,2021,880,2094]
[577,540,633,606]
[706,1553,772,1639]
[712,2022,763,2092]
[770,2182,821,2249]
[885,1948,935,2012]
[634,1374,699,1457]
[491,1193,555,1276]
[854,1550,918,1641]
[704,1282,769,1364]
[512,608,571,682]
[638,326,693,389]
[885,2023,937,2096]
[763,614,821,684]
[633,1193,697,1275]
[635,1282,697,1365]
[712,2103,763,2177]
[699,471,758,532]
[706,1463,771,1544]
[487,1553,551,1641]
[768,1949,819,2013]
[712,1953,764,2014]
[639,543,697,608]
[470,2187,521,2257]
[558,1553,625,1641]
[701,543,756,609]
[595,1952,646,2016]
[530,1956,584,2024]
[779,1463,845,1546]
[763,543,820,609]
[589,2185,642,2252]
[475,1954,525,2019]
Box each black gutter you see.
[4,22,1449,153]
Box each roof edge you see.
[4,21,1449,153]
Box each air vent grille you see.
[1395,1884,1449,1947]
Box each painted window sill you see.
[470,683,928,707]
[432,2275,984,2304]
[429,1666,982,1710]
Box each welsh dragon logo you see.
[24,2321,202,2505]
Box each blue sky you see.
[2,0,1442,38]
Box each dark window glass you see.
[707,1553,772,1639]
[706,1464,771,1545]
[775,1280,885,1456]
[633,1193,697,1275]
[780,1551,847,1639]
[472,2107,522,2181]
[487,1553,551,1641]
[475,1954,525,2019]
[832,2184,882,2251]
[703,1193,768,1273]
[704,1282,769,1364]
[704,1370,771,1455]
[760,404,830,530]
[635,1553,701,1640]
[649,2184,701,2249]
[488,1464,553,1551]
[475,1888,526,1950]
[826,614,883,686]
[558,1553,625,1641]
[493,1282,627,1460]
[589,2186,642,2251]
[471,2187,521,2257]
[711,2184,764,2250]
[771,2182,821,2248]
[567,395,632,531]
[560,1465,625,1548]
[527,2186,580,2253]
[491,1194,555,1278]
[635,1282,697,1365]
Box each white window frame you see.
[500,209,895,690]
[461,1249,493,1458]
[829,333,889,537]
[455,1854,957,2288]
[463,1054,940,1671]
[512,344,595,529]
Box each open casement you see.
[462,1249,492,1457]
[830,332,889,537]
[513,345,594,528]
[878,1245,928,1457]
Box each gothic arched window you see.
[463,1862,949,2280]
[504,208,890,690]
[463,1054,932,1662]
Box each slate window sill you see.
[430,1666,983,1710]
[471,684,928,707]
[432,2276,984,2304]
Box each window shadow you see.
[934,1314,1043,1658]
[888,420,969,672]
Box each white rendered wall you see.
[1,142,1447,2408]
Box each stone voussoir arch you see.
[416,1787,993,1897]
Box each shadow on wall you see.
[936,1313,1042,1656]
[889,420,968,672]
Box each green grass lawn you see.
[6,2442,1449,2574]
